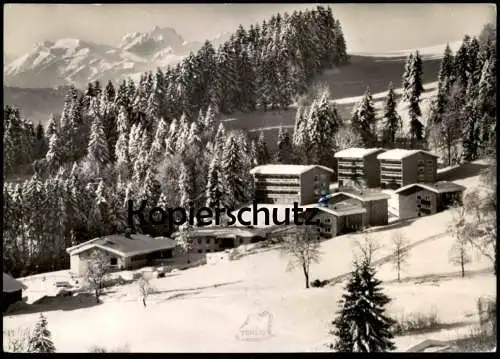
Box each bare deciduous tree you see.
[138,275,154,308]
[282,225,322,289]
[353,235,381,267]
[459,165,497,275]
[84,250,109,303]
[449,205,472,278]
[391,231,410,282]
[333,125,363,151]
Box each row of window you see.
[417,159,434,166]
[192,237,243,246]
[255,175,300,180]
[257,189,300,195]
[313,174,330,181]
[338,161,364,167]
[255,183,301,188]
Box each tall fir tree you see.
[205,157,224,209]
[255,131,271,166]
[275,126,293,163]
[331,259,396,352]
[352,87,377,147]
[45,132,62,174]
[86,115,110,178]
[403,51,425,147]
[221,135,246,210]
[28,313,56,353]
[382,83,402,147]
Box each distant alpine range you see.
[4,26,231,89]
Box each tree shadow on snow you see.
[152,280,243,296]
[364,218,417,234]
[4,293,100,316]
[437,162,490,182]
[385,267,494,286]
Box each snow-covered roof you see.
[67,234,177,258]
[377,149,439,160]
[334,148,385,159]
[250,164,334,175]
[395,181,466,195]
[3,273,27,293]
[327,191,391,202]
[171,227,263,238]
[302,205,367,217]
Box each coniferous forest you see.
[2,7,496,278]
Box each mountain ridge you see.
[4,26,231,89]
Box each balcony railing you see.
[381,172,402,178]
[256,188,300,194]
[254,178,300,184]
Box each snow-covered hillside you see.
[3,27,231,89]
[350,41,462,59]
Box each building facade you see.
[251,165,334,205]
[66,234,178,276]
[3,273,27,313]
[377,149,438,189]
[334,148,386,188]
[320,190,390,227]
[172,227,266,254]
[395,182,466,220]
[299,205,366,238]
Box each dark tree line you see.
[428,25,496,165]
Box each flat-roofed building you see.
[377,149,438,189]
[334,147,386,188]
[250,164,335,205]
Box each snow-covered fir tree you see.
[382,83,401,147]
[221,135,246,210]
[206,157,224,209]
[352,87,376,147]
[255,131,271,166]
[45,132,62,173]
[149,117,168,161]
[402,51,425,147]
[86,115,110,178]
[331,258,396,352]
[275,126,293,163]
[178,161,194,211]
[28,313,56,353]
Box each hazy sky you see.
[4,3,496,57]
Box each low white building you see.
[66,234,178,277]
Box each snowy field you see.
[3,161,495,352]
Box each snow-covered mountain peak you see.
[4,26,217,88]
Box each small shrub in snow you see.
[391,309,440,335]
[477,296,496,335]
[311,279,328,288]
[452,328,496,352]
[3,328,31,353]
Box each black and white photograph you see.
[2,3,497,353]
